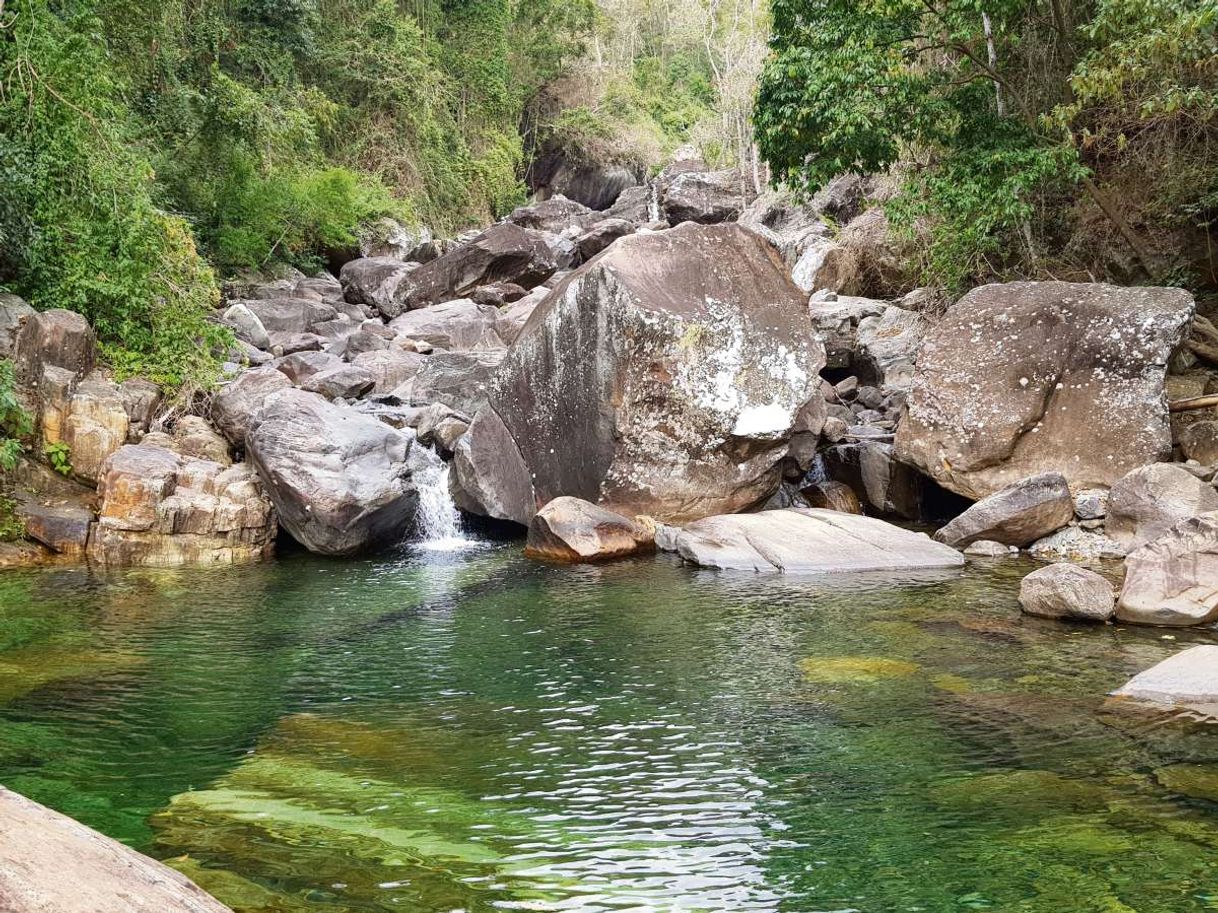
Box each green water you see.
[2,546,1218,912]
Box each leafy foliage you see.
[756,0,1218,291]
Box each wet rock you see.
[1117,513,1218,625]
[1106,463,1218,551]
[90,443,276,566]
[454,223,824,525]
[387,299,503,351]
[245,388,423,555]
[0,293,36,357]
[211,366,293,447]
[13,309,95,385]
[1019,563,1116,621]
[339,257,419,314]
[896,282,1194,500]
[1179,420,1218,465]
[524,496,656,562]
[0,785,235,913]
[1112,645,1218,715]
[1028,526,1125,562]
[934,472,1074,549]
[389,223,557,314]
[675,508,964,573]
[661,168,754,225]
[801,479,862,514]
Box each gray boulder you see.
[388,299,504,351]
[675,508,964,573]
[339,257,419,314]
[241,297,337,345]
[449,407,535,523]
[245,388,425,555]
[0,293,36,357]
[300,364,376,401]
[854,305,926,392]
[934,472,1074,549]
[661,169,754,225]
[896,282,1194,500]
[396,350,506,417]
[1117,513,1218,625]
[574,218,635,260]
[453,222,824,525]
[506,195,594,234]
[211,366,292,447]
[1112,645,1218,715]
[350,349,425,393]
[808,294,889,371]
[1106,462,1218,550]
[221,302,271,350]
[1018,563,1116,621]
[13,309,95,385]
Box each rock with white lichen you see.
[895,282,1194,500]
[452,222,825,525]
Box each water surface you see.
[1,547,1217,912]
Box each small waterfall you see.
[413,452,476,551]
[648,181,662,223]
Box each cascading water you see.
[412,448,477,551]
[648,181,662,223]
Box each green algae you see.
[799,655,920,684]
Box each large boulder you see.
[675,508,964,573]
[388,299,504,351]
[388,223,558,315]
[396,350,506,417]
[89,442,276,567]
[211,366,292,447]
[661,169,754,225]
[449,407,535,522]
[1018,563,1116,621]
[358,218,434,262]
[506,195,594,234]
[1116,513,1218,626]
[524,496,655,562]
[59,371,130,484]
[1112,646,1218,716]
[934,472,1074,549]
[854,305,926,392]
[245,388,425,555]
[808,294,889,371]
[895,282,1194,500]
[453,222,825,525]
[0,786,234,913]
[339,257,419,313]
[738,189,832,266]
[1106,462,1218,551]
[0,293,35,357]
[240,297,338,347]
[12,309,95,385]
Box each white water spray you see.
[413,452,477,551]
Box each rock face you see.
[524,497,655,562]
[0,293,35,356]
[854,305,926,392]
[453,222,825,525]
[13,309,95,385]
[661,169,753,225]
[934,473,1074,549]
[245,388,422,555]
[90,442,276,567]
[211,366,293,447]
[390,223,557,314]
[1106,463,1218,551]
[1018,563,1116,621]
[895,282,1194,500]
[1112,645,1218,715]
[0,786,234,913]
[59,372,130,484]
[1117,513,1218,626]
[675,508,965,573]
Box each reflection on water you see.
[1,549,1218,912]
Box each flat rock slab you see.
[675,508,965,573]
[1112,645,1218,716]
[0,786,233,913]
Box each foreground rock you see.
[246,389,424,556]
[1117,514,1218,626]
[1111,646,1218,716]
[453,223,824,525]
[896,282,1194,499]
[1106,463,1218,551]
[934,473,1074,549]
[1018,564,1116,621]
[90,442,276,567]
[524,497,655,562]
[675,508,964,573]
[0,786,234,913]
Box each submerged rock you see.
[1117,513,1218,626]
[1028,526,1125,562]
[963,539,1018,558]
[245,388,424,556]
[1018,564,1116,622]
[935,472,1074,549]
[896,282,1194,500]
[1112,645,1218,716]
[0,785,234,913]
[454,223,824,525]
[524,497,656,562]
[675,508,964,573]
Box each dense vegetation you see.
[756,0,1218,293]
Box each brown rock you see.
[934,472,1074,549]
[60,371,130,484]
[13,309,95,385]
[896,282,1194,499]
[525,496,656,562]
[1179,420,1218,465]
[801,479,862,514]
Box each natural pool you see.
[1,546,1217,913]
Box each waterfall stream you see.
[413,452,476,551]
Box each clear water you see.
[1,549,1218,913]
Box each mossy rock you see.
[799,656,920,684]
[1155,763,1218,804]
